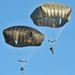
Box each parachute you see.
[30,2,71,28]
[3,25,44,73]
[3,26,44,47]
[30,2,72,54]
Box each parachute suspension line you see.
[26,49,35,61]
[21,52,28,67]
[45,35,50,45]
[41,29,51,46]
[21,47,39,73]
[24,50,28,60]
[56,26,65,40]
[20,61,26,67]
[41,25,66,47]
[56,27,64,40]
[22,47,40,66]
[20,50,30,67]
[21,50,29,66]
[27,47,40,62]
[21,62,25,67]
[53,25,66,45]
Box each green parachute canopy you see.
[30,2,72,28]
[3,26,44,47]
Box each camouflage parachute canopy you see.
[30,2,72,28]
[3,26,44,47]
